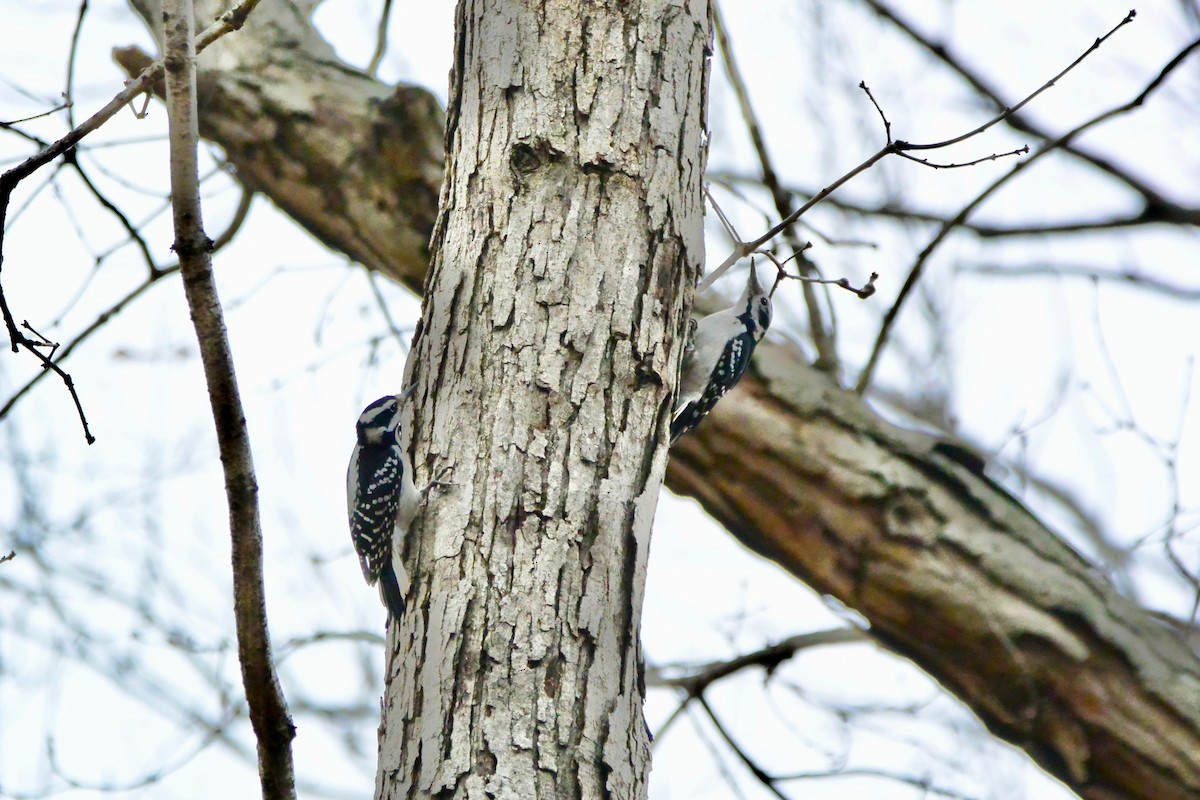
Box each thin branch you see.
[759,251,879,300]
[712,2,838,371]
[650,694,693,743]
[14,322,95,444]
[697,10,1137,293]
[897,10,1136,152]
[897,144,1029,170]
[0,0,264,440]
[64,0,89,129]
[861,0,1180,212]
[45,723,228,796]
[366,269,411,351]
[696,134,889,292]
[707,171,1200,238]
[0,105,70,129]
[63,149,158,273]
[697,694,790,800]
[366,0,395,77]
[855,35,1200,395]
[647,628,867,694]
[0,550,14,565]
[0,186,252,423]
[161,2,295,797]
[961,261,1200,300]
[775,767,979,800]
[682,704,753,800]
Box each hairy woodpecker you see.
[346,394,419,619]
[671,265,773,443]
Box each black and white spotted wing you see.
[347,395,407,618]
[670,329,758,443]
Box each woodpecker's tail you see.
[379,560,407,619]
[670,400,706,444]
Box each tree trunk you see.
[120,3,1200,799]
[374,1,710,797]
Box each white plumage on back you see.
[672,265,773,443]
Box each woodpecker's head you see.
[739,265,773,341]
[355,395,402,446]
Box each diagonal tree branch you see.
[161,1,295,797]
[708,171,1200,238]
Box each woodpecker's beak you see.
[747,262,762,295]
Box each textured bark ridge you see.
[378,2,711,798]
[121,3,1200,799]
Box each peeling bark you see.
[120,3,1200,799]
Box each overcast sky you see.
[1,1,1196,798]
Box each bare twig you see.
[775,767,979,800]
[648,628,867,694]
[0,187,252,424]
[758,252,879,300]
[0,0,264,440]
[161,2,295,797]
[961,261,1200,300]
[697,694,789,800]
[12,322,95,444]
[712,2,838,371]
[898,145,1029,170]
[366,0,395,76]
[65,0,89,129]
[0,550,14,565]
[856,34,1200,394]
[697,11,1137,293]
[0,105,71,129]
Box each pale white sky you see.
[1,1,1196,799]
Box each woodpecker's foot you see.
[420,465,456,502]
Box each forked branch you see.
[0,0,264,444]
[697,10,1137,293]
[856,32,1200,394]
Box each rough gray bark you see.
[374,2,710,797]
[120,3,1200,799]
